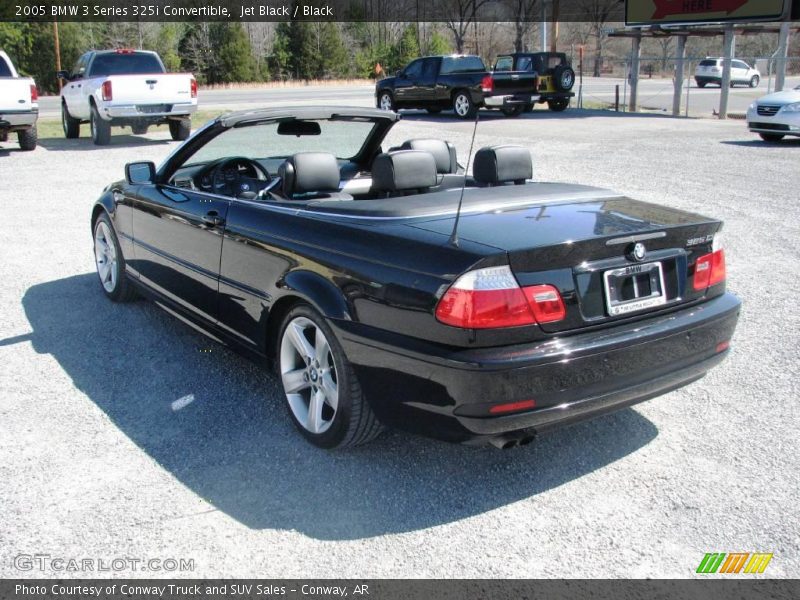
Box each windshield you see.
[89,52,164,77]
[183,118,378,167]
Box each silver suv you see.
[695,58,760,88]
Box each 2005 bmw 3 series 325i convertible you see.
[91,106,740,449]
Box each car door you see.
[394,59,424,106]
[418,58,441,104]
[130,184,230,323]
[63,53,89,119]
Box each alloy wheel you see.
[279,316,339,435]
[379,93,393,111]
[94,221,118,293]
[454,94,470,117]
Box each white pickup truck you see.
[58,49,197,145]
[0,50,39,151]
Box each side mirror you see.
[125,161,157,185]
[396,70,404,78]
[56,70,70,81]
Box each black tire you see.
[90,105,111,145]
[93,213,137,303]
[169,118,191,141]
[759,133,784,142]
[277,304,384,449]
[17,125,37,151]
[523,103,535,113]
[553,65,576,91]
[377,91,395,112]
[749,75,760,88]
[426,108,442,114]
[131,124,149,135]
[547,98,570,112]
[452,90,477,119]
[62,103,80,139]
[501,105,523,117]
[696,81,706,88]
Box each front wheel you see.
[278,304,383,449]
[17,125,37,151]
[93,213,136,302]
[169,118,191,141]
[452,91,477,119]
[547,98,570,112]
[378,91,394,111]
[759,133,784,142]
[90,105,111,145]
[749,75,760,88]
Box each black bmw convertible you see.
[91,107,740,449]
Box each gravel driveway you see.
[0,108,797,578]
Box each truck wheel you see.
[90,105,111,145]
[501,105,523,117]
[278,304,384,449]
[553,65,575,91]
[759,133,784,142]
[523,103,534,113]
[696,80,706,88]
[547,98,570,112]
[131,124,148,135]
[168,118,191,141]
[17,125,37,151]
[453,91,477,119]
[62,104,80,139]
[378,91,394,111]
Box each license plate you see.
[136,104,170,114]
[603,262,667,317]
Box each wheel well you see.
[90,205,106,232]
[264,295,305,365]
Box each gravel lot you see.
[0,108,798,579]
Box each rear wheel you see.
[452,90,477,119]
[759,133,784,142]
[93,213,136,302]
[90,105,111,145]
[278,304,383,449]
[523,103,534,113]
[749,75,760,88]
[378,91,394,111]
[169,118,191,141]
[697,81,706,88]
[17,125,37,151]
[547,98,570,112]
[62,103,80,138]
[501,105,523,117]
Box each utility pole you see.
[53,22,62,92]
[672,35,686,117]
[540,0,548,52]
[719,24,734,119]
[775,21,790,92]
[629,34,641,112]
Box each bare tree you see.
[573,0,620,76]
[442,0,492,53]
[500,0,539,52]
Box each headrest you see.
[372,150,438,193]
[473,145,532,186]
[278,152,341,198]
[400,139,457,174]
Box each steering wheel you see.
[209,157,271,198]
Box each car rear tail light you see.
[435,265,565,329]
[101,80,113,101]
[716,340,730,353]
[190,78,198,98]
[489,399,536,414]
[481,75,494,93]
[693,249,726,291]
[30,84,38,102]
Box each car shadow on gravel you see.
[37,135,176,152]
[20,273,659,540]
[720,139,800,147]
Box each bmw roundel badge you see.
[631,242,646,262]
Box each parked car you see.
[91,106,740,449]
[58,49,197,145]
[695,57,760,88]
[746,83,800,142]
[493,52,575,112]
[376,54,539,118]
[0,50,38,151]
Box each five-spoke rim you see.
[454,94,470,116]
[280,316,339,435]
[94,221,117,293]
[380,93,393,111]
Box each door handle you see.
[202,212,225,227]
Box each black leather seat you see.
[473,145,533,186]
[399,139,458,174]
[371,150,438,197]
[277,152,351,200]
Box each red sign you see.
[652,0,748,19]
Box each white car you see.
[695,58,760,88]
[747,84,800,142]
[58,49,197,145]
[0,50,38,151]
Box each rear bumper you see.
[100,101,196,121]
[335,293,741,444]
[0,109,38,129]
[483,93,539,108]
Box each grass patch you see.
[35,110,227,140]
